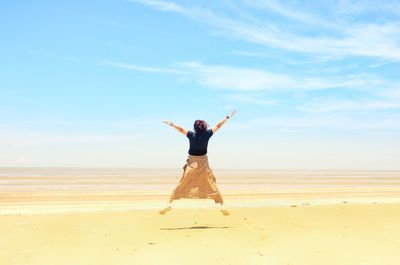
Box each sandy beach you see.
[1,204,400,265]
[1,168,400,265]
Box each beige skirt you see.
[169,155,224,204]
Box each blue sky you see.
[1,0,399,169]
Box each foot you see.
[159,205,172,215]
[219,204,230,216]
[220,208,230,216]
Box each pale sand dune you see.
[1,204,400,265]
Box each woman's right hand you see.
[163,120,173,126]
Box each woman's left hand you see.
[228,110,237,119]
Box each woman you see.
[159,111,237,216]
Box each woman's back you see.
[186,129,213,156]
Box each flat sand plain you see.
[1,204,400,265]
[1,168,399,265]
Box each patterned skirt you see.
[169,155,224,204]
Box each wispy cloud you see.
[102,59,400,118]
[369,60,399,69]
[25,50,78,62]
[244,0,335,28]
[0,131,140,147]
[102,60,375,92]
[130,0,184,12]
[222,93,278,106]
[231,50,271,58]
[377,87,400,99]
[99,60,187,74]
[181,61,372,91]
[299,98,400,113]
[335,0,400,15]
[246,114,400,131]
[129,0,400,60]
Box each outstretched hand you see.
[163,120,187,136]
[228,110,237,119]
[163,120,173,126]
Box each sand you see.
[1,168,400,264]
[1,202,400,265]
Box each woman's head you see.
[193,120,208,133]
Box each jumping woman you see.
[159,111,237,216]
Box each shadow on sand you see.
[160,226,231,230]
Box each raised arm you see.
[163,120,188,136]
[212,111,237,134]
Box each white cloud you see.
[129,0,400,60]
[336,0,400,15]
[181,62,362,91]
[129,0,184,12]
[246,114,400,131]
[299,98,400,113]
[231,50,271,58]
[0,131,140,147]
[369,60,399,68]
[244,0,336,28]
[379,87,400,98]
[103,60,374,92]
[223,93,277,106]
[99,60,187,74]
